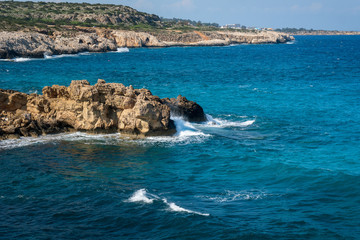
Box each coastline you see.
[290,31,360,36]
[0,28,294,59]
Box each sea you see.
[0,35,359,239]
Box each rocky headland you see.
[0,29,295,59]
[0,1,295,59]
[0,80,206,140]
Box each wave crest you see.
[127,189,156,204]
[127,189,209,216]
[205,114,255,128]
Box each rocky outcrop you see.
[162,95,206,123]
[152,30,294,45]
[0,80,206,140]
[0,29,294,59]
[0,31,117,59]
[111,31,165,48]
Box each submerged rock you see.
[0,80,205,139]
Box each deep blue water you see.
[1,36,360,239]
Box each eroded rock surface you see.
[0,80,206,139]
[0,29,294,59]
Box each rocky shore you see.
[0,80,206,140]
[0,28,294,59]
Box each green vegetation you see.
[0,1,259,34]
[0,1,161,31]
[0,1,225,33]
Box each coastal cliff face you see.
[0,80,206,139]
[0,29,294,59]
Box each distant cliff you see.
[0,28,294,59]
[0,1,294,59]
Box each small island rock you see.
[0,80,205,139]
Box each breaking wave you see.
[0,57,36,62]
[127,189,156,204]
[136,116,211,145]
[127,189,209,216]
[1,52,92,62]
[204,114,255,128]
[0,115,257,150]
[116,47,130,53]
[44,52,90,59]
[0,132,121,151]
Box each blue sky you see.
[33,0,360,30]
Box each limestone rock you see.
[0,29,294,59]
[0,79,209,139]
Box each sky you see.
[30,0,360,31]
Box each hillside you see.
[0,1,294,59]
[0,1,220,32]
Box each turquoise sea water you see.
[0,36,360,239]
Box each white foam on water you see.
[286,41,296,45]
[0,115,255,149]
[0,114,257,150]
[13,57,33,62]
[172,117,206,138]
[127,189,209,216]
[0,132,121,150]
[204,114,255,128]
[78,52,91,56]
[0,135,56,150]
[200,190,269,203]
[0,122,209,150]
[44,52,88,59]
[136,116,210,145]
[116,47,130,53]
[1,52,89,62]
[162,198,210,216]
[127,189,156,204]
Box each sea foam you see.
[162,198,210,216]
[127,189,209,216]
[0,115,253,150]
[127,189,156,204]
[204,114,255,128]
[0,132,121,150]
[116,47,130,53]
[136,117,211,146]
[199,190,270,203]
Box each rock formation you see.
[162,95,207,123]
[0,29,295,59]
[0,80,207,140]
